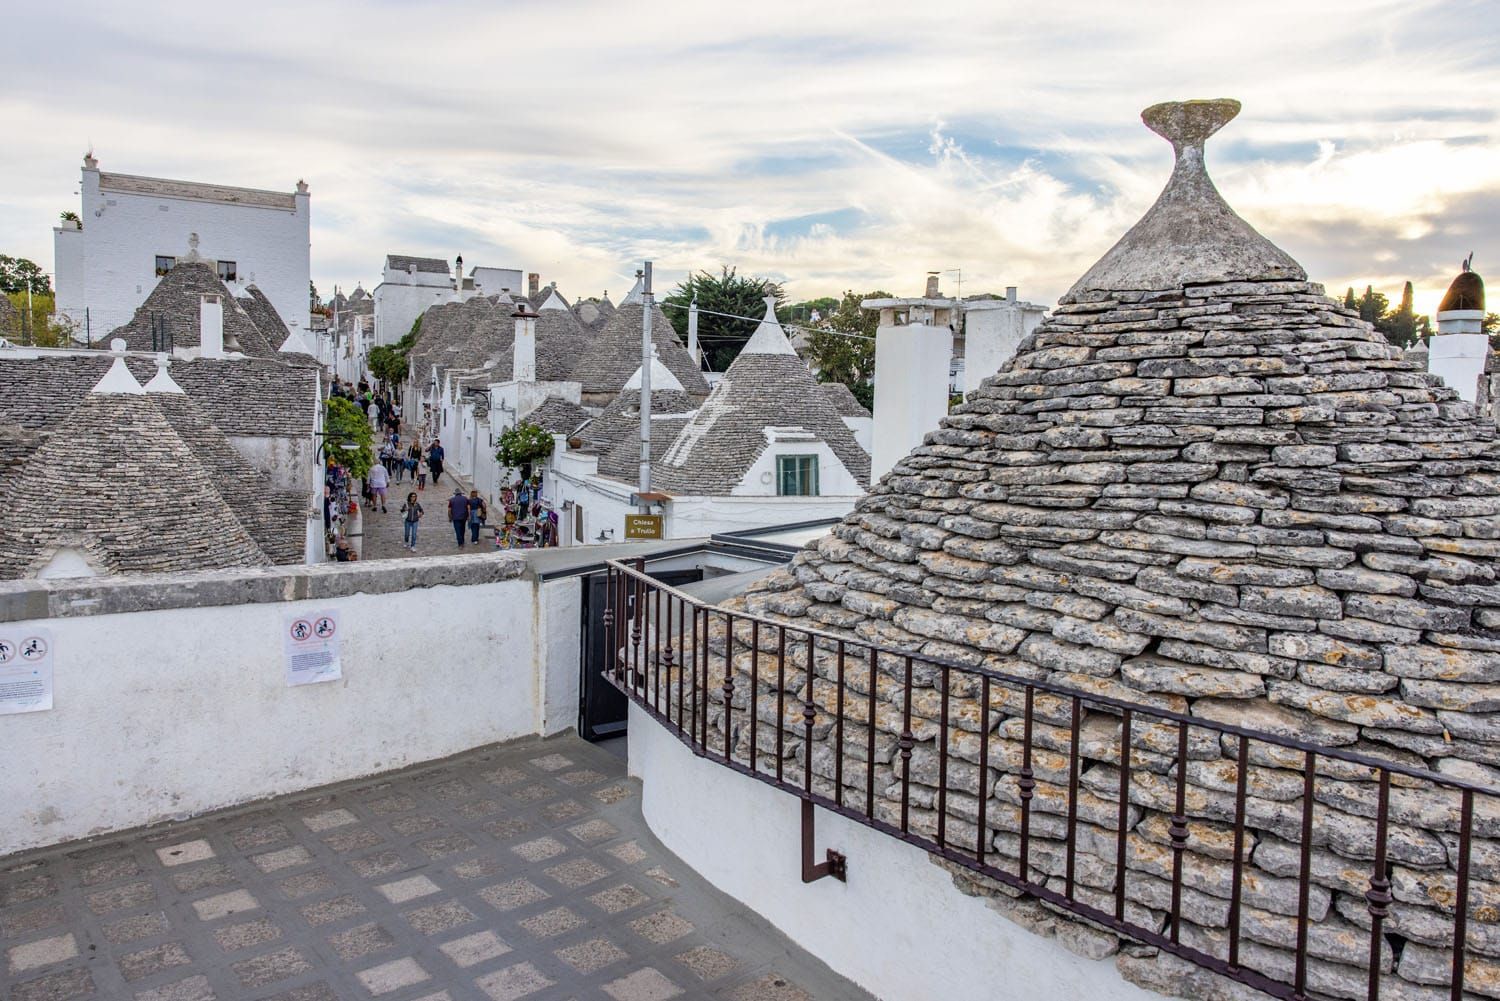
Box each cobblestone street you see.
[356,457,494,562]
[0,735,868,1001]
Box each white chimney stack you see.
[513,306,537,383]
[200,293,224,358]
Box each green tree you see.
[802,290,888,411]
[323,396,375,478]
[0,255,50,295]
[782,296,839,325]
[1374,281,1423,349]
[495,422,555,472]
[366,315,422,387]
[59,210,81,229]
[3,291,73,347]
[662,266,785,372]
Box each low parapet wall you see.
[0,555,539,856]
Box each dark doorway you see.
[578,566,704,741]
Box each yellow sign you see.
[624,514,663,540]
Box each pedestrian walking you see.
[428,441,446,485]
[368,462,389,512]
[411,442,426,490]
[447,488,469,546]
[467,489,488,544]
[400,492,424,551]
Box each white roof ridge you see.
[740,296,797,356]
[624,352,684,392]
[143,354,185,394]
[92,340,146,395]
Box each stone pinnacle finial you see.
[1141,99,1240,157]
[1062,98,1304,302]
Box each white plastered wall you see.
[64,164,311,337]
[630,706,1164,1001]
[1,575,538,856]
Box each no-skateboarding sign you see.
[284,609,342,687]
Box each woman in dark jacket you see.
[427,442,445,485]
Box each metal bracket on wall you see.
[800,799,847,883]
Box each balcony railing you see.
[602,558,1496,1001]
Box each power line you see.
[657,300,876,343]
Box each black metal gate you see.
[578,565,702,741]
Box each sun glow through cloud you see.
[1,0,1496,318]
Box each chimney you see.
[925,273,940,298]
[200,294,224,358]
[528,273,540,298]
[512,305,538,383]
[1006,286,1018,302]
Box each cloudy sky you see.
[2,0,1497,317]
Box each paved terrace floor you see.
[0,736,871,1001]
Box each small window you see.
[217,260,238,282]
[154,255,175,277]
[776,455,819,496]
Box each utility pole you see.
[638,263,653,508]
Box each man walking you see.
[448,488,469,547]
[368,461,389,513]
[428,441,446,485]
[467,489,487,544]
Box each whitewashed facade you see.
[53,155,310,340]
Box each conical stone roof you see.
[0,367,271,578]
[729,101,1500,997]
[109,262,276,358]
[569,302,710,399]
[146,366,306,564]
[653,301,871,495]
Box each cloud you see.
[0,0,1496,318]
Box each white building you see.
[372,255,456,348]
[864,276,1047,481]
[372,256,528,348]
[53,154,310,342]
[546,300,871,544]
[1427,260,1489,407]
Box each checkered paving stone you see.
[0,735,871,1000]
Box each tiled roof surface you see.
[525,396,593,437]
[598,416,690,482]
[0,392,271,579]
[108,263,277,358]
[568,303,709,397]
[652,351,871,496]
[149,390,306,564]
[575,389,698,458]
[819,381,871,417]
[0,355,317,439]
[98,172,297,210]
[386,255,451,275]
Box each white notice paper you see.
[0,626,54,715]
[284,609,342,686]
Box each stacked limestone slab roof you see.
[568,301,710,403]
[385,254,451,275]
[652,300,871,495]
[820,380,871,418]
[0,358,272,578]
[575,358,700,461]
[108,262,276,358]
[408,295,591,390]
[527,395,593,437]
[0,354,318,441]
[724,100,1500,999]
[145,363,307,565]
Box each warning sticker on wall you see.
[284,610,342,687]
[0,626,54,715]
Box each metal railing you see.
[602,558,1496,1001]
